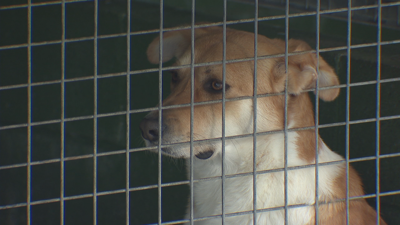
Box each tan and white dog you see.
[140,26,387,225]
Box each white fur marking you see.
[186,134,344,225]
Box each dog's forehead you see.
[175,36,256,77]
[176,58,253,83]
[176,30,280,64]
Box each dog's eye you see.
[205,79,229,93]
[211,81,223,91]
[170,71,179,83]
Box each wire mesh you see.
[252,0,259,224]
[345,1,353,224]
[375,1,382,224]
[0,0,400,225]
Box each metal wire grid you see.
[346,1,353,223]
[237,0,400,28]
[314,0,321,222]
[157,1,164,224]
[252,0,259,224]
[284,1,290,223]
[93,1,99,224]
[60,0,66,223]
[26,1,32,224]
[126,0,132,224]
[0,0,400,225]
[374,0,383,223]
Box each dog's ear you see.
[147,26,219,64]
[274,39,340,101]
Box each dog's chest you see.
[188,161,319,224]
[186,143,344,225]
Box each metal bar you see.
[60,1,66,224]
[189,0,195,224]
[4,133,400,169]
[126,0,132,224]
[27,1,32,224]
[3,38,400,86]
[157,0,165,224]
[1,75,400,129]
[3,152,400,212]
[376,1,382,224]
[252,0,259,223]
[0,0,89,10]
[157,187,400,224]
[314,0,321,223]
[345,0,352,224]
[2,1,400,50]
[4,0,399,12]
[222,0,228,224]
[3,186,400,223]
[2,155,356,183]
[2,157,399,203]
[284,0,289,223]
[3,123,400,172]
[93,1,99,224]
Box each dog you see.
[140,26,387,225]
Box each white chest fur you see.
[184,133,343,225]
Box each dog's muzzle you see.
[140,112,215,160]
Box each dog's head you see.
[140,26,339,160]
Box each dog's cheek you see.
[223,100,254,136]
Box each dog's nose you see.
[140,117,159,142]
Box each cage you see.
[0,0,399,224]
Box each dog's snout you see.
[140,117,159,142]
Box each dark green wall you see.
[0,0,399,224]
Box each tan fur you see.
[315,166,387,225]
[142,26,386,224]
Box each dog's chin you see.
[161,147,215,160]
[160,147,185,158]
